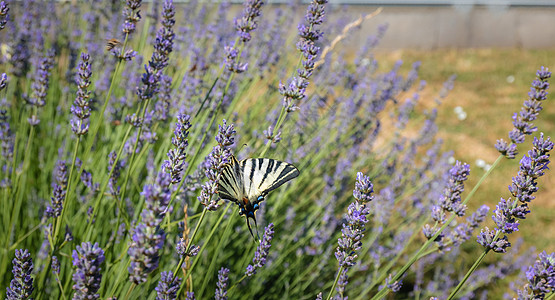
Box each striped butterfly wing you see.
[217,156,244,204]
[240,158,300,202]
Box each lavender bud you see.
[199,120,236,210]
[155,271,181,300]
[164,114,191,184]
[215,267,230,300]
[496,67,551,158]
[245,223,275,276]
[45,160,68,218]
[0,1,8,30]
[516,251,555,298]
[52,256,60,276]
[72,242,105,300]
[70,53,93,136]
[6,249,34,300]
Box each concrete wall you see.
[341,5,555,49]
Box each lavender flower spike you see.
[215,267,230,300]
[198,120,236,211]
[423,161,470,249]
[479,133,553,253]
[0,1,8,30]
[245,223,275,276]
[332,172,373,298]
[136,0,175,104]
[45,160,68,218]
[516,251,555,299]
[70,53,93,136]
[122,0,142,35]
[280,0,327,112]
[6,249,34,300]
[163,113,192,184]
[155,271,182,300]
[235,0,264,43]
[335,172,373,268]
[25,49,55,125]
[128,171,172,284]
[496,67,551,159]
[72,242,105,300]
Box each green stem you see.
[447,250,489,299]
[173,208,208,276]
[5,125,35,248]
[326,266,345,300]
[52,137,80,246]
[119,98,150,210]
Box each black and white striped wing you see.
[217,156,244,204]
[240,158,300,201]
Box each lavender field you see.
[0,0,554,299]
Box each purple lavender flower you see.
[72,242,105,300]
[0,103,14,186]
[122,0,142,35]
[155,271,182,300]
[136,0,175,104]
[154,75,172,122]
[280,0,327,112]
[25,48,55,125]
[335,268,348,299]
[45,160,68,218]
[176,237,199,258]
[198,120,236,211]
[235,0,264,42]
[385,274,403,293]
[335,172,373,269]
[423,161,470,247]
[163,114,191,184]
[496,67,551,159]
[516,251,555,299]
[70,53,92,136]
[479,133,553,253]
[186,292,196,300]
[107,151,126,197]
[215,267,230,300]
[245,223,274,276]
[0,1,7,30]
[52,256,60,277]
[6,249,34,300]
[128,171,172,284]
[223,45,248,73]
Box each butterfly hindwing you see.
[241,158,300,201]
[217,156,243,204]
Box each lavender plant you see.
[0,1,553,299]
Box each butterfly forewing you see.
[240,158,300,201]
[217,156,243,204]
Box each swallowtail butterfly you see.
[218,156,300,239]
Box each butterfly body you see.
[218,156,299,238]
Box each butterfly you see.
[217,156,300,239]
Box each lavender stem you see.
[118,98,151,212]
[326,266,345,300]
[52,137,80,246]
[447,250,489,299]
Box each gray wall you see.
[342,5,555,49]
